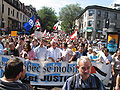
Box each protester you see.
[3,42,9,54]
[20,43,36,60]
[111,49,120,89]
[31,38,39,50]
[87,47,93,58]
[89,49,99,62]
[115,74,120,90]
[4,42,19,56]
[102,48,113,64]
[34,39,47,60]
[16,37,25,54]
[0,58,33,90]
[69,45,86,62]
[61,43,73,62]
[62,56,106,90]
[47,41,62,62]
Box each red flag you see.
[70,30,77,40]
[53,22,59,30]
[53,26,57,30]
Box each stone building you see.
[0,0,37,35]
[75,5,120,40]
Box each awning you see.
[86,29,92,32]
[86,27,93,32]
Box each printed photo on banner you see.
[107,34,119,53]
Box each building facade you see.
[75,5,120,40]
[0,0,37,35]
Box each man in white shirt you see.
[47,41,62,62]
[61,43,73,62]
[34,39,47,60]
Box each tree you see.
[37,7,58,32]
[59,4,83,33]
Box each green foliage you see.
[59,4,83,33]
[37,7,58,32]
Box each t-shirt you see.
[0,79,32,90]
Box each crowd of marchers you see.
[0,34,120,90]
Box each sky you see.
[19,0,120,15]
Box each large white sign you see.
[0,55,77,86]
[0,55,111,86]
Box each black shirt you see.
[5,49,19,56]
[0,79,32,90]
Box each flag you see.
[53,22,59,30]
[43,30,46,36]
[35,19,41,30]
[53,25,58,30]
[70,30,77,40]
[23,16,35,31]
[53,21,62,30]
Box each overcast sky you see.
[19,0,120,15]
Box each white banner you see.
[0,55,111,86]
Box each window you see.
[96,20,101,28]
[97,10,101,17]
[1,18,4,28]
[20,13,22,20]
[104,12,108,18]
[2,4,4,13]
[89,10,94,16]
[17,12,19,18]
[8,8,10,15]
[13,9,14,16]
[114,13,117,20]
[23,15,25,20]
[88,20,92,26]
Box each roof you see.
[76,5,120,19]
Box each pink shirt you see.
[20,50,36,60]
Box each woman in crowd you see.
[20,43,36,60]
